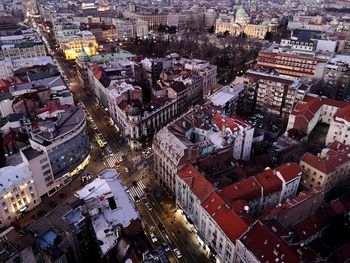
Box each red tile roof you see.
[255,168,283,195]
[178,164,215,202]
[300,141,350,174]
[220,177,262,202]
[275,163,302,182]
[290,96,322,122]
[201,192,248,242]
[333,104,350,123]
[241,220,301,263]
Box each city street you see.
[18,18,211,263]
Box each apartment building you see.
[287,94,350,141]
[0,163,40,228]
[153,104,254,194]
[256,43,329,79]
[244,69,301,117]
[175,162,301,263]
[300,141,350,191]
[208,83,244,115]
[322,57,350,100]
[0,29,46,60]
[112,19,148,40]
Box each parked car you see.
[48,201,57,208]
[150,233,157,243]
[162,242,170,252]
[173,248,182,258]
[158,222,165,232]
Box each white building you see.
[0,163,40,228]
[21,106,90,197]
[325,105,350,145]
[0,56,54,79]
[176,164,248,263]
[287,94,350,143]
[208,83,244,115]
[0,30,46,60]
[153,104,254,194]
[75,169,139,256]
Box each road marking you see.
[128,181,147,202]
[105,152,124,167]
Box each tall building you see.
[321,57,350,100]
[21,106,90,197]
[243,69,301,117]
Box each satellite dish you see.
[244,205,249,212]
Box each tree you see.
[0,134,6,168]
[208,25,215,34]
[224,30,230,37]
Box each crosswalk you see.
[128,181,147,202]
[105,151,124,167]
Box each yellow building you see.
[215,14,241,36]
[58,30,97,60]
[244,23,278,40]
[300,141,350,191]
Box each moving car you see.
[145,202,152,211]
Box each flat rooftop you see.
[75,169,139,255]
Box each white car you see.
[173,248,182,258]
[150,233,157,243]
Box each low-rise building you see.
[300,141,350,191]
[287,94,350,141]
[244,23,278,40]
[208,83,244,115]
[215,14,241,36]
[0,163,40,228]
[75,169,141,257]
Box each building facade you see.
[0,163,40,228]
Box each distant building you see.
[0,29,46,60]
[0,163,40,228]
[112,19,148,40]
[58,31,97,60]
[215,14,241,36]
[244,23,278,40]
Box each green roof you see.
[90,50,135,63]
